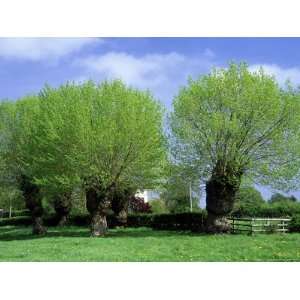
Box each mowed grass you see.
[0,225,299,262]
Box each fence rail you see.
[229,217,291,234]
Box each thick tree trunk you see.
[115,209,128,227]
[111,188,131,227]
[32,216,47,235]
[90,211,108,236]
[205,162,242,233]
[54,192,72,226]
[86,187,111,237]
[20,175,47,235]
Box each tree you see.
[170,63,300,232]
[0,97,47,234]
[28,80,166,236]
[160,163,201,213]
[149,199,169,214]
[234,186,265,210]
[269,192,297,204]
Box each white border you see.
[0,0,300,36]
[0,263,299,300]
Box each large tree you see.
[170,63,300,232]
[28,80,166,236]
[0,97,48,234]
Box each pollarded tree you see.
[170,63,300,233]
[0,97,47,234]
[30,80,166,236]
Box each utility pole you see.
[189,182,192,212]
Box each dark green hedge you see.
[0,211,207,232]
[0,216,32,226]
[1,206,300,233]
[289,214,300,232]
[0,209,31,218]
[151,212,207,231]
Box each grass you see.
[0,225,300,261]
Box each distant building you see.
[135,189,160,202]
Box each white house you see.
[135,189,160,202]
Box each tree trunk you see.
[111,188,131,227]
[205,162,242,233]
[32,216,47,235]
[86,186,111,237]
[90,211,108,236]
[20,175,47,235]
[115,209,128,227]
[54,192,72,226]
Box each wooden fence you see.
[229,217,291,234]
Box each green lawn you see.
[0,225,299,261]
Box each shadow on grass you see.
[0,226,204,241]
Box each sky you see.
[1,37,300,201]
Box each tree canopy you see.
[28,80,166,194]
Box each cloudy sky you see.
[1,37,300,201]
[2,37,300,108]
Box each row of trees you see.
[1,62,300,235]
[0,81,166,235]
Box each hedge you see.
[231,203,300,218]
[0,211,207,232]
[0,216,32,226]
[289,214,300,232]
[1,206,300,233]
[0,209,31,218]
[151,212,206,231]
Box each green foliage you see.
[170,62,300,189]
[269,192,297,204]
[30,80,166,196]
[148,199,169,214]
[160,163,201,213]
[234,186,265,210]
[232,200,300,217]
[0,186,25,211]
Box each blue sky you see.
[3,38,300,107]
[1,37,300,201]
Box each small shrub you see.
[148,199,169,214]
[129,196,152,213]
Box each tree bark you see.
[19,175,47,235]
[90,211,108,236]
[54,192,72,226]
[205,162,242,233]
[86,186,111,237]
[32,216,47,235]
[111,188,131,227]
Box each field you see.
[0,226,299,262]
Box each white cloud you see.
[74,49,216,106]
[0,38,101,61]
[75,49,215,87]
[75,51,186,87]
[249,64,300,86]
